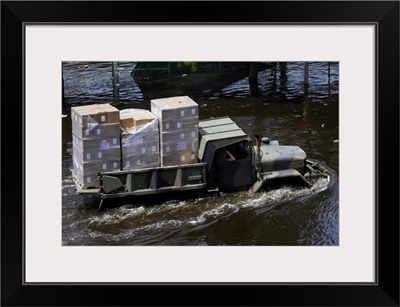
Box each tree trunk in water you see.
[249,62,259,96]
[304,62,309,96]
[62,77,65,103]
[279,62,287,83]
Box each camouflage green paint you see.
[259,144,306,174]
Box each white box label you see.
[98,152,102,159]
[86,153,91,160]
[141,147,146,154]
[102,163,107,170]
[177,122,182,129]
[180,133,185,139]
[96,128,101,135]
[180,110,185,117]
[100,115,106,122]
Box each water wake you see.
[63,176,331,245]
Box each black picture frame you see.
[2,1,399,306]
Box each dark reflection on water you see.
[62,61,339,246]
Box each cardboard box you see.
[122,153,160,170]
[120,109,157,129]
[161,139,199,158]
[73,171,100,188]
[73,155,120,174]
[158,116,199,133]
[72,133,121,152]
[161,150,198,166]
[150,96,199,120]
[72,122,121,139]
[71,103,120,127]
[160,128,198,146]
[122,142,159,157]
[73,156,120,188]
[73,147,121,163]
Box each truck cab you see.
[198,117,309,193]
[198,117,255,191]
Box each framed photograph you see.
[2,1,399,306]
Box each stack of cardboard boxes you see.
[71,96,200,188]
[71,103,121,188]
[150,96,199,166]
[120,109,160,170]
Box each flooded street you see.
[62,61,339,246]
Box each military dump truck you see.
[71,97,330,210]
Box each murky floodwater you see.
[62,61,339,246]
